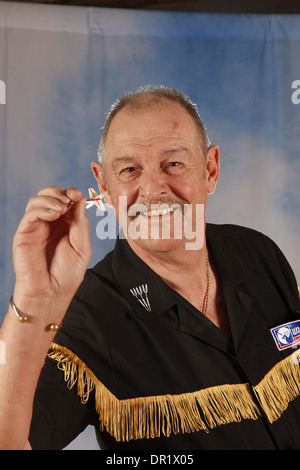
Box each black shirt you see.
[29,224,300,450]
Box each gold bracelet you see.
[10,296,62,332]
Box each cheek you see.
[109,180,138,210]
[173,173,206,202]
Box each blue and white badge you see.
[270,320,300,351]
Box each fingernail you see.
[62,197,71,205]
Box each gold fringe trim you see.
[253,348,300,423]
[48,342,261,442]
[252,288,300,422]
[47,289,300,440]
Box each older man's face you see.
[94,100,219,255]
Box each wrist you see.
[10,296,62,332]
[10,290,69,332]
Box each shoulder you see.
[206,222,291,276]
[58,247,120,339]
[74,248,116,301]
[207,222,268,240]
[207,223,299,304]
[206,223,275,253]
[54,247,120,368]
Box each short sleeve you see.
[29,355,99,450]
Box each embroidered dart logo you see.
[130,284,151,312]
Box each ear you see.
[205,145,220,194]
[91,161,113,206]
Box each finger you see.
[25,195,70,214]
[36,187,83,206]
[18,205,66,233]
[37,186,72,204]
[27,187,83,215]
[64,187,82,203]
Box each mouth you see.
[126,202,183,222]
[140,205,176,217]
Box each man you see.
[0,86,300,450]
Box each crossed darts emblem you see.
[130,284,151,312]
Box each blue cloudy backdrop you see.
[0,2,299,449]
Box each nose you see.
[139,167,169,201]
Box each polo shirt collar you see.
[112,234,176,319]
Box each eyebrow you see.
[111,156,136,169]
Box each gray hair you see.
[98,85,210,170]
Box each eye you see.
[165,161,184,173]
[118,165,141,180]
[123,167,136,173]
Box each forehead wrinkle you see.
[109,133,193,162]
[113,132,188,146]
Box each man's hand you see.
[0,186,92,449]
[12,186,91,319]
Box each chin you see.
[129,237,184,255]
